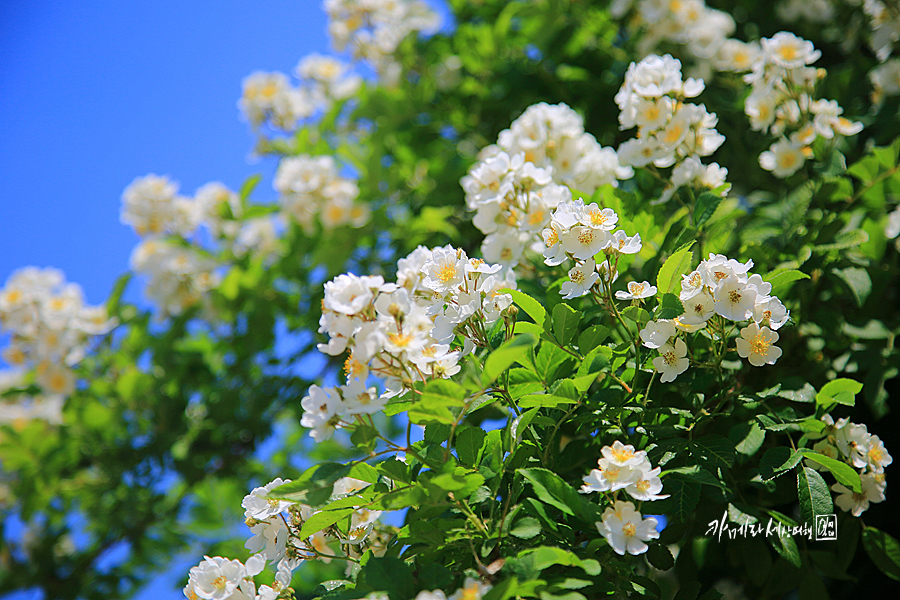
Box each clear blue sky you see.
[0,0,329,306]
[0,2,328,598]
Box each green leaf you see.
[797,467,833,528]
[508,368,544,398]
[409,379,467,425]
[299,506,356,538]
[833,267,871,307]
[519,468,595,522]
[483,334,537,385]
[510,516,542,539]
[800,450,862,492]
[730,422,765,457]
[772,533,802,568]
[816,378,863,407]
[759,447,803,481]
[654,479,701,523]
[270,461,379,505]
[517,394,580,408]
[763,269,810,296]
[656,292,684,319]
[505,289,546,328]
[646,544,675,570]
[456,427,487,468]
[656,241,695,295]
[694,191,723,228]
[690,435,736,469]
[239,173,263,201]
[798,572,829,600]
[578,325,610,352]
[552,304,582,346]
[534,343,571,383]
[516,546,601,575]
[673,582,701,600]
[357,557,416,600]
[351,425,379,449]
[862,527,900,581]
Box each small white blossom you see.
[597,501,660,556]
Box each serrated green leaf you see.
[657,241,695,295]
[410,379,467,425]
[759,447,803,481]
[552,304,581,346]
[862,527,900,581]
[763,269,810,296]
[483,334,537,385]
[656,292,684,319]
[578,325,610,352]
[690,435,736,468]
[694,192,723,228]
[510,516,542,539]
[800,450,862,492]
[456,427,487,468]
[797,467,833,528]
[505,288,546,328]
[646,544,675,570]
[816,378,863,407]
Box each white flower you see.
[653,339,689,383]
[752,296,790,330]
[448,578,492,600]
[865,435,893,473]
[242,478,294,520]
[759,139,806,178]
[245,516,288,563]
[640,320,676,349]
[561,225,610,260]
[761,32,821,69]
[597,501,660,556]
[833,474,886,517]
[187,556,246,600]
[601,441,648,467]
[340,379,386,415]
[625,466,670,502]
[561,259,599,299]
[615,281,657,301]
[714,277,757,321]
[680,290,714,324]
[735,322,782,367]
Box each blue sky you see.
[0,2,330,598]
[0,0,329,306]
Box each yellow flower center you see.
[623,522,637,537]
[611,447,634,462]
[728,290,742,304]
[577,229,595,246]
[213,576,228,591]
[662,350,677,366]
[749,332,771,356]
[436,263,457,284]
[636,479,651,491]
[570,269,585,284]
[545,228,559,248]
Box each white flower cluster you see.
[641,253,789,382]
[0,268,116,426]
[615,55,729,204]
[122,175,285,315]
[776,0,837,24]
[808,416,892,517]
[862,0,900,62]
[738,32,864,178]
[612,0,737,78]
[306,246,513,441]
[579,441,666,556]
[274,154,369,234]
[184,476,387,600]
[324,0,441,86]
[540,198,642,299]
[870,59,900,104]
[461,102,632,269]
[239,54,361,133]
[580,441,669,501]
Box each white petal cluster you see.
[615,55,729,203]
[806,416,892,517]
[324,0,441,86]
[461,103,632,269]
[639,253,790,381]
[183,554,265,600]
[862,0,900,62]
[580,441,669,501]
[614,0,736,76]
[540,198,642,300]
[275,154,369,234]
[308,246,512,441]
[596,500,660,556]
[736,32,864,178]
[870,59,900,105]
[130,239,220,317]
[0,268,116,425]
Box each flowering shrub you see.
[3,0,900,599]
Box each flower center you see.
[749,333,771,355]
[437,263,457,284]
[663,350,677,365]
[577,229,595,246]
[623,522,637,537]
[728,290,742,304]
